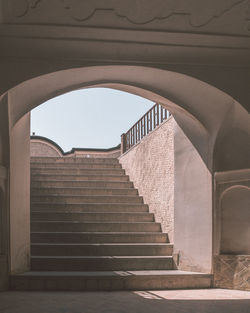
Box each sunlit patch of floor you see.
[134,289,250,300]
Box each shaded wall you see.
[119,117,174,242]
[174,122,212,273]
[9,113,30,274]
[214,170,250,291]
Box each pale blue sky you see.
[31,88,154,152]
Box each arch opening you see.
[1,65,249,279]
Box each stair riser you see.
[31,157,119,164]
[31,163,122,169]
[31,258,174,271]
[11,275,212,291]
[31,212,154,222]
[31,245,173,256]
[31,233,169,243]
[31,203,149,213]
[31,168,125,175]
[31,188,138,196]
[31,195,143,204]
[31,181,133,189]
[31,175,129,182]
[31,222,161,232]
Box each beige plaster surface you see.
[9,113,30,274]
[0,289,250,313]
[174,122,213,273]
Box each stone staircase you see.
[11,156,212,291]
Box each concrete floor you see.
[0,289,250,313]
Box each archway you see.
[1,65,249,283]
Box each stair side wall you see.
[119,117,174,242]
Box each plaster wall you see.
[119,117,174,242]
[9,113,30,274]
[174,122,212,273]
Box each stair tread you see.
[13,270,211,277]
[32,195,141,198]
[31,221,159,224]
[31,255,173,259]
[31,212,151,214]
[31,243,172,246]
[31,174,127,177]
[31,162,120,165]
[32,168,124,171]
[31,231,166,234]
[31,203,146,206]
[31,187,134,191]
[32,179,131,184]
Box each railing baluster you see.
[156,104,159,126]
[143,115,146,136]
[140,118,143,139]
[122,103,171,153]
[164,108,167,120]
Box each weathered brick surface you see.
[30,140,121,158]
[31,141,62,157]
[119,117,174,242]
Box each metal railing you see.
[121,103,171,153]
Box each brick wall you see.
[30,139,121,158]
[119,117,174,242]
[31,141,62,157]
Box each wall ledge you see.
[215,169,250,183]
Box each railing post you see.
[121,133,127,154]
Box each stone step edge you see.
[11,270,212,278]
[31,157,119,161]
[10,271,212,290]
[31,168,125,171]
[31,187,136,192]
[31,203,147,206]
[31,195,143,199]
[31,243,173,246]
[31,162,120,166]
[31,180,132,184]
[31,255,173,259]
[31,174,129,177]
[31,212,152,215]
[31,231,168,235]
[31,221,159,225]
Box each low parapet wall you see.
[30,136,121,158]
[119,117,174,242]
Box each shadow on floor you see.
[0,289,250,313]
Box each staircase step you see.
[30,256,174,271]
[11,271,212,291]
[31,180,133,189]
[11,270,212,291]
[31,162,122,169]
[31,157,119,164]
[31,243,173,256]
[31,232,169,243]
[31,212,154,222]
[31,221,161,232]
[31,168,125,175]
[31,203,149,213]
[31,187,138,196]
[31,174,130,182]
[31,195,144,204]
